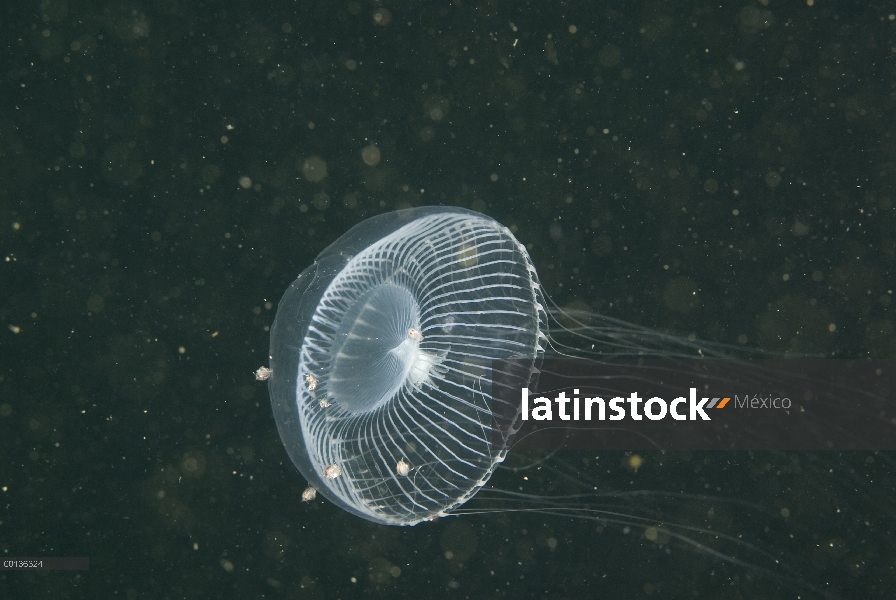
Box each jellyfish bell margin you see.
[267,206,545,526]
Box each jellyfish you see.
[265,206,893,595]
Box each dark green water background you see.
[1,1,895,598]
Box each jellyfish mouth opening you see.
[326,282,435,414]
[405,345,437,389]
